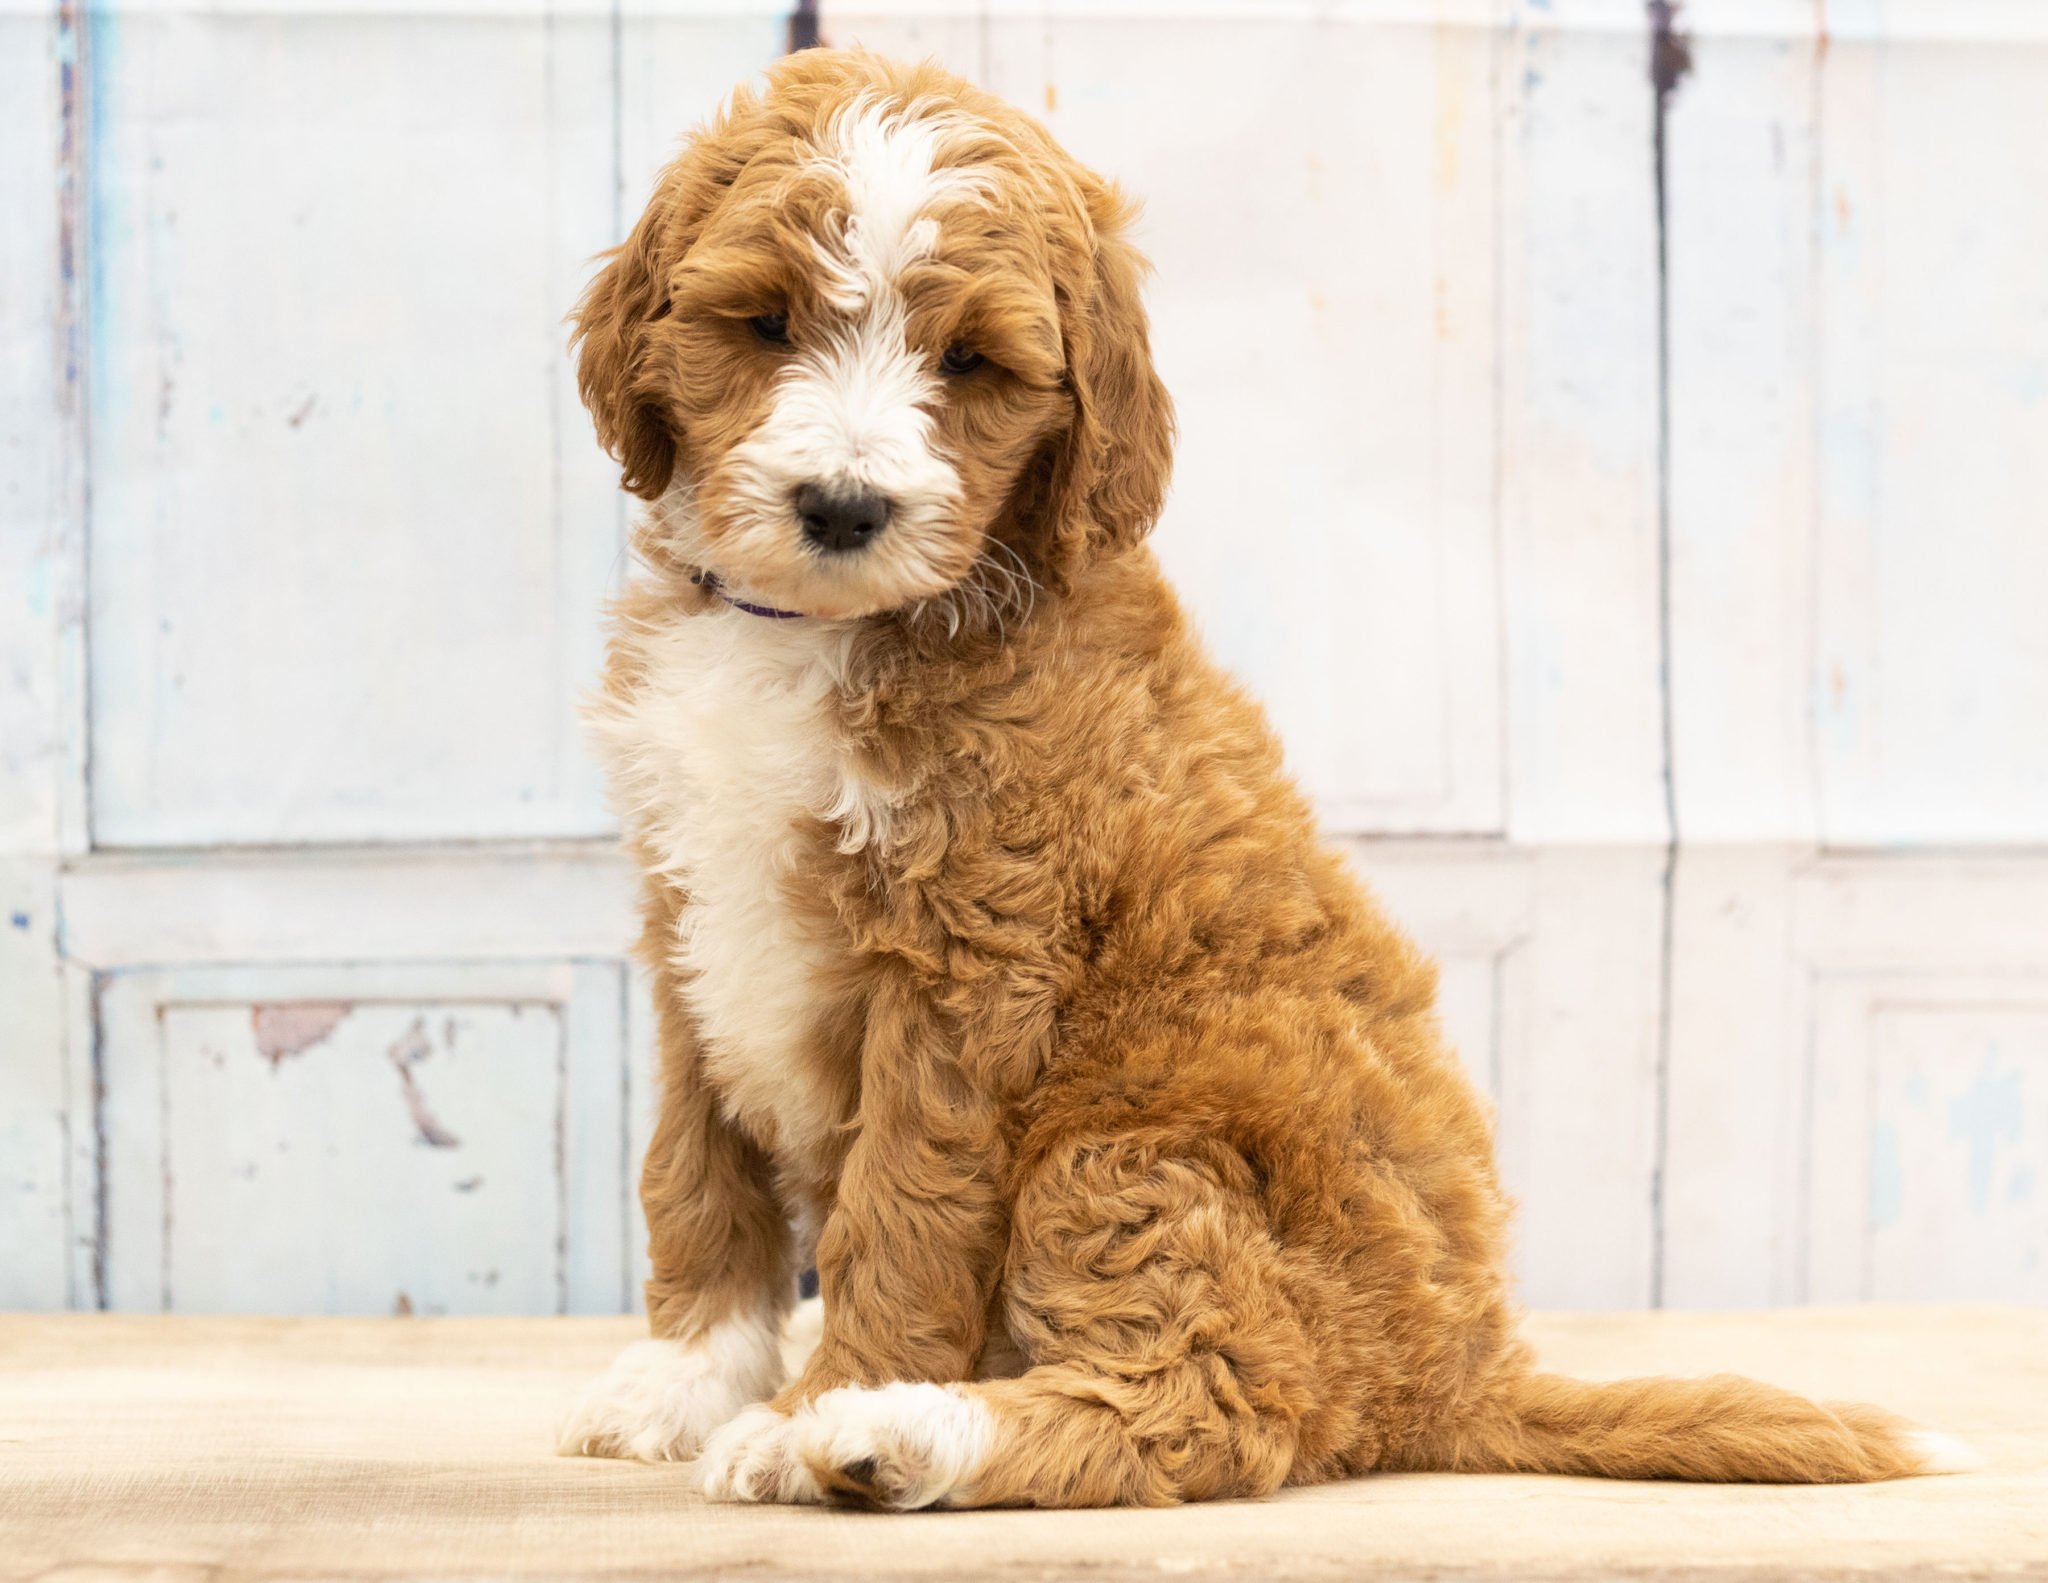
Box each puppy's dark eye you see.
[939,343,984,376]
[749,312,789,344]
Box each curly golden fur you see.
[556,49,1966,1508]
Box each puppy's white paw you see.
[557,1320,783,1463]
[698,1405,824,1503]
[792,1383,996,1511]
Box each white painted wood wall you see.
[5,1,2045,1316]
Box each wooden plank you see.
[95,962,628,1315]
[1811,25,2048,846]
[1792,854,2048,970]
[83,7,622,847]
[60,842,638,968]
[1497,845,1665,1310]
[1661,845,1807,1308]
[0,862,68,1310]
[0,2,76,860]
[0,5,79,1312]
[58,961,98,1310]
[1495,4,1665,846]
[1664,22,1821,847]
[561,961,630,1314]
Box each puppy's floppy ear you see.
[1041,174,1176,579]
[571,190,682,501]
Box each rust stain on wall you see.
[252,1002,350,1065]
[387,1017,461,1149]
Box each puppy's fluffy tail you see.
[1415,1370,1981,1483]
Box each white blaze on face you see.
[720,98,994,612]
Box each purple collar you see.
[692,569,806,620]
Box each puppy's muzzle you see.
[795,482,892,554]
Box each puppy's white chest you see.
[594,607,884,1169]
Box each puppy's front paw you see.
[793,1383,996,1511]
[698,1405,824,1503]
[557,1326,781,1463]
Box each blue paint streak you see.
[8,912,29,932]
[1947,1047,2024,1215]
[1869,1120,1904,1233]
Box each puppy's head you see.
[573,51,1173,619]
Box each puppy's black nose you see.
[794,482,890,553]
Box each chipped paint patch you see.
[387,1016,461,1149]
[251,1002,350,1065]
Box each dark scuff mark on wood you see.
[1649,1,1693,104]
[388,1017,461,1148]
[285,394,316,428]
[252,1002,350,1066]
[787,0,820,54]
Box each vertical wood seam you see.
[1646,0,1693,1309]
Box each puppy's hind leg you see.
[782,1138,1316,1509]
